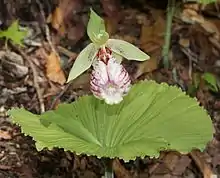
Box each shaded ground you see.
[0,0,220,177]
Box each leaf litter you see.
[0,0,220,177]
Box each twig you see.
[57,46,78,59]
[162,0,176,69]
[112,158,132,178]
[11,44,45,113]
[49,82,72,110]
[190,150,217,178]
[35,0,57,54]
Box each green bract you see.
[67,9,150,82]
[9,81,213,161]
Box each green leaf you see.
[0,20,27,46]
[9,81,213,161]
[185,0,216,4]
[196,0,216,4]
[87,8,109,46]
[67,43,98,82]
[106,39,150,61]
[202,72,218,92]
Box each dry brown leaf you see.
[163,152,180,171]
[179,38,190,48]
[200,20,219,40]
[105,17,118,35]
[134,49,160,79]
[172,155,191,175]
[112,159,132,178]
[134,56,159,79]
[181,9,205,24]
[181,8,219,39]
[0,130,12,140]
[101,0,120,18]
[49,0,82,35]
[50,7,66,35]
[140,13,165,53]
[46,51,66,85]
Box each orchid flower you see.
[90,47,131,104]
[67,9,150,104]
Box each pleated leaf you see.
[9,81,213,161]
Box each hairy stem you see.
[162,0,176,69]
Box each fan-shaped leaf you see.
[106,39,150,61]
[67,43,98,82]
[9,81,213,161]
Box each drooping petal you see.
[107,58,131,90]
[90,56,131,105]
[90,59,108,98]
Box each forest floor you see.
[0,0,220,177]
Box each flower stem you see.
[162,0,176,69]
[103,159,114,178]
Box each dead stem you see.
[11,44,45,113]
[190,150,217,178]
[36,0,58,54]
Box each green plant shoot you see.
[202,72,219,92]
[67,9,150,82]
[0,20,27,47]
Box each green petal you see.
[106,39,150,61]
[67,43,98,82]
[9,81,213,161]
[87,8,109,46]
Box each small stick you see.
[190,150,216,178]
[49,82,72,110]
[11,44,45,113]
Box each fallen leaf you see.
[112,159,132,178]
[49,0,82,35]
[181,8,219,39]
[0,130,12,140]
[101,0,120,18]
[181,8,205,24]
[46,51,66,85]
[179,38,190,48]
[140,11,165,53]
[50,7,66,35]
[134,49,159,79]
[172,155,191,175]
[105,17,118,35]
